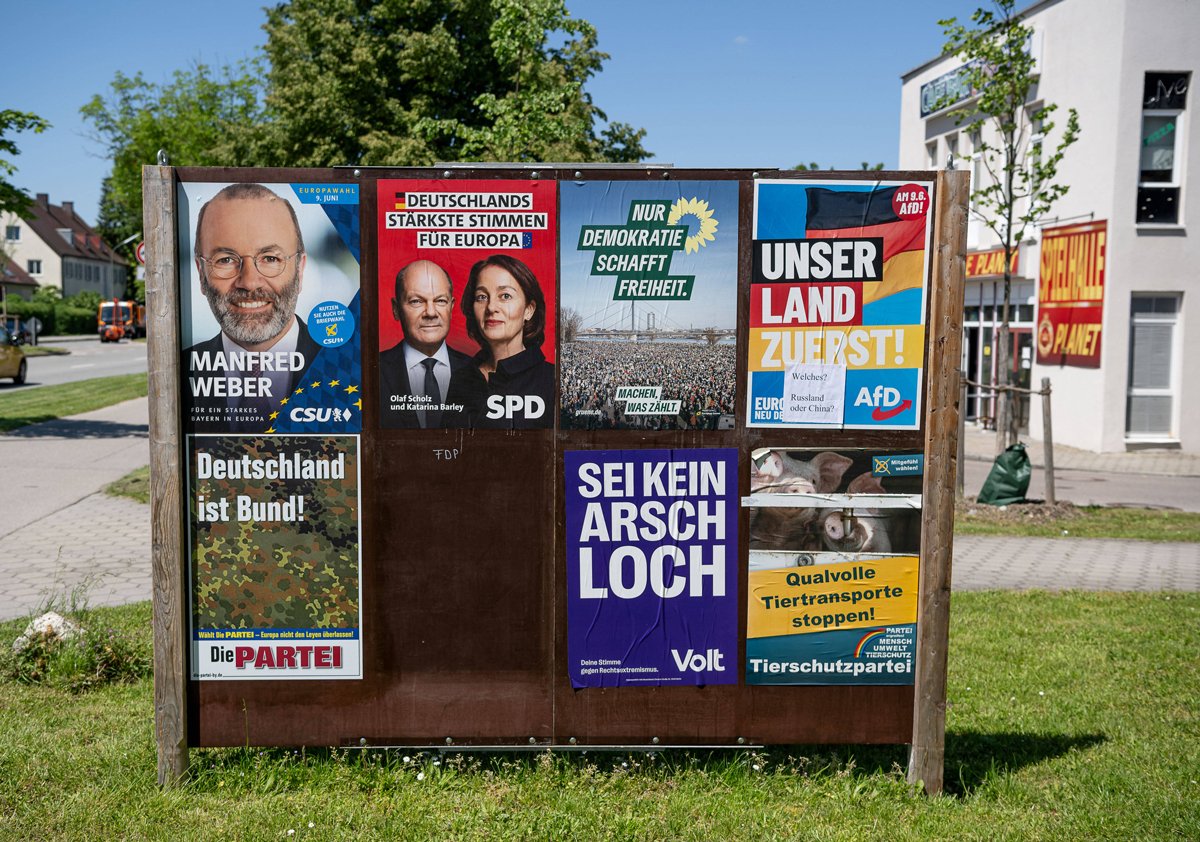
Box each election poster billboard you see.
[188,435,362,680]
[743,447,921,685]
[376,179,557,429]
[558,181,738,430]
[564,448,739,687]
[1036,220,1106,368]
[747,180,933,429]
[178,181,362,435]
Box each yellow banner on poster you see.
[748,325,925,372]
[747,558,918,639]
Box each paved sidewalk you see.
[952,535,1200,591]
[962,425,1200,477]
[0,493,150,619]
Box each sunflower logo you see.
[667,197,719,253]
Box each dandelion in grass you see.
[417,771,425,781]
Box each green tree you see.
[95,178,143,301]
[81,62,267,239]
[0,109,50,225]
[84,1,648,236]
[792,161,885,171]
[259,0,647,166]
[939,0,1079,451]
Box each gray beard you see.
[202,271,301,347]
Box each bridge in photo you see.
[574,327,736,342]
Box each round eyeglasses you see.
[198,250,301,280]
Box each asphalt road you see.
[0,337,147,391]
[961,456,1200,512]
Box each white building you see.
[899,0,1199,453]
[1,194,127,300]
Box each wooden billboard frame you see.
[145,165,967,793]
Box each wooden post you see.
[143,165,189,785]
[1041,377,1056,506]
[907,169,968,795]
[956,373,966,501]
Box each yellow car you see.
[0,327,27,384]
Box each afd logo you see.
[671,647,726,673]
[289,407,354,424]
[852,385,913,421]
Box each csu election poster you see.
[559,181,738,431]
[177,180,362,435]
[747,180,933,430]
[564,448,738,688]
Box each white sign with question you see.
[782,362,846,424]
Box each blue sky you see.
[5,0,980,224]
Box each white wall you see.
[900,0,1200,452]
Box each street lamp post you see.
[107,232,141,299]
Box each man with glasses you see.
[185,183,321,431]
[380,258,480,428]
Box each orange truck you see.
[98,299,146,341]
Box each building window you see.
[4,225,18,241]
[1137,72,1189,224]
[1126,294,1180,438]
[926,141,938,169]
[26,259,42,275]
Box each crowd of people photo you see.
[560,340,736,430]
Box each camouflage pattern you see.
[190,435,360,630]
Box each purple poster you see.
[564,448,739,687]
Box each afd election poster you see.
[188,435,362,680]
[377,179,557,429]
[178,181,362,435]
[1036,220,1106,368]
[564,448,738,687]
[559,181,738,430]
[747,180,933,430]
[743,447,921,685]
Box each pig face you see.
[818,473,894,553]
[749,450,854,550]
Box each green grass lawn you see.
[956,503,1200,541]
[20,345,69,357]
[1,592,1196,840]
[0,373,147,432]
[105,465,150,504]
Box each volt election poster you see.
[747,180,933,430]
[564,448,739,687]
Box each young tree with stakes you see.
[939,0,1079,451]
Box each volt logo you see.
[671,648,726,673]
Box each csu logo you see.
[289,407,353,423]
[485,394,546,420]
[853,385,913,422]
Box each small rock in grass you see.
[12,612,83,653]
